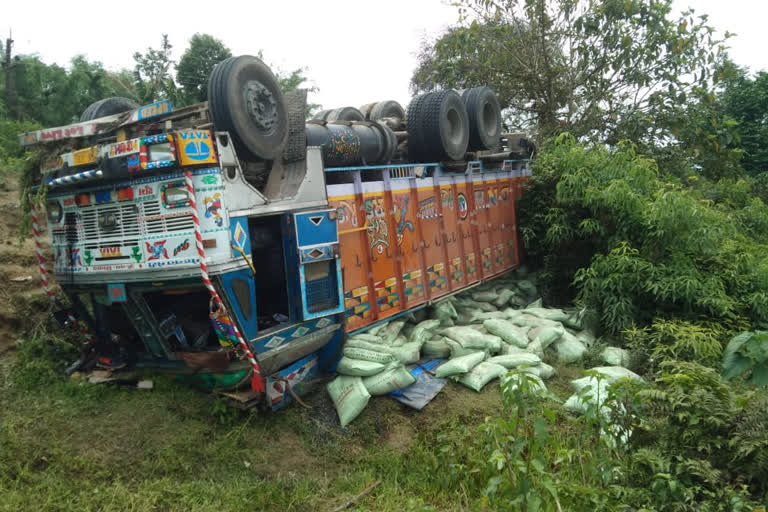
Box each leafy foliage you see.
[412,0,727,142]
[721,331,768,386]
[176,33,232,105]
[133,34,179,105]
[518,136,768,334]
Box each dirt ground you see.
[0,178,50,354]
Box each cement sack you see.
[435,351,486,378]
[527,338,544,357]
[494,289,515,308]
[575,329,596,347]
[601,347,631,367]
[524,307,570,323]
[440,317,455,327]
[380,320,406,343]
[486,352,542,368]
[519,362,556,380]
[517,280,538,297]
[470,311,509,323]
[527,324,565,348]
[458,362,507,392]
[343,346,396,364]
[502,344,535,357]
[503,308,524,321]
[345,338,392,353]
[554,336,587,364]
[414,323,440,342]
[484,318,530,348]
[391,335,407,347]
[513,313,559,329]
[564,379,610,416]
[472,291,498,303]
[563,308,587,329]
[422,337,452,358]
[441,326,503,353]
[433,301,459,321]
[389,341,423,364]
[367,323,387,336]
[571,367,642,390]
[501,371,547,393]
[509,295,528,308]
[327,376,371,427]
[349,333,384,344]
[362,363,416,395]
[401,323,415,340]
[447,339,482,358]
[336,357,387,377]
[467,325,489,334]
[525,297,543,309]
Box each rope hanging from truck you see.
[29,201,95,344]
[184,170,265,394]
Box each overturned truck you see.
[20,55,532,409]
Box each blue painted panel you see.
[317,318,344,372]
[229,216,250,257]
[266,353,320,411]
[282,213,303,321]
[219,269,258,340]
[299,259,345,320]
[295,210,338,247]
[251,317,337,354]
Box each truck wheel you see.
[359,102,377,120]
[326,107,365,122]
[462,86,502,150]
[406,93,431,161]
[79,97,139,122]
[207,55,288,161]
[312,109,333,121]
[410,90,469,161]
[369,100,405,122]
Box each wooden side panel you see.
[391,181,427,308]
[472,176,493,278]
[416,179,449,298]
[439,177,465,289]
[455,180,480,285]
[498,174,517,271]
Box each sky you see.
[2,0,766,112]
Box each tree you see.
[412,0,727,143]
[133,34,178,104]
[719,66,768,176]
[176,33,232,105]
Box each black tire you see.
[409,90,469,161]
[359,102,377,120]
[406,92,431,161]
[369,100,405,121]
[207,55,288,161]
[462,86,502,151]
[312,109,333,121]
[79,97,139,122]
[326,107,365,122]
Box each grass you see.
[0,339,528,512]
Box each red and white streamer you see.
[30,201,94,343]
[184,170,265,393]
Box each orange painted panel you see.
[391,186,427,308]
[416,183,449,298]
[362,191,402,321]
[455,181,480,285]
[472,179,493,278]
[331,193,374,331]
[498,176,517,271]
[439,180,465,290]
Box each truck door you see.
[290,210,345,320]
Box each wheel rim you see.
[482,101,499,136]
[446,107,463,145]
[244,80,278,133]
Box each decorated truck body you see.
[20,55,531,409]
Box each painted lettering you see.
[137,185,153,196]
[62,197,75,207]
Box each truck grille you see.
[53,199,195,250]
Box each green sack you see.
[520,362,556,380]
[527,338,544,357]
[380,320,406,343]
[422,337,452,358]
[527,324,565,348]
[525,297,543,309]
[389,341,423,364]
[484,318,530,348]
[343,347,396,364]
[470,311,509,323]
[501,371,547,394]
[433,300,459,321]
[601,347,631,367]
[446,339,482,358]
[327,376,371,427]
[525,307,570,323]
[441,326,503,353]
[493,289,515,308]
[517,280,538,297]
[435,351,486,378]
[458,362,507,392]
[362,363,416,395]
[336,357,387,377]
[486,353,541,368]
[554,335,587,364]
[472,291,498,303]
[409,319,442,344]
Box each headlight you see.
[46,200,62,224]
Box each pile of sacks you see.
[327,271,599,426]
